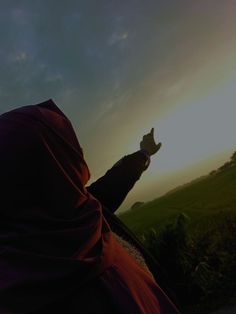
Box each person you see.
[0,99,180,313]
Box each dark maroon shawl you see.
[0,99,114,312]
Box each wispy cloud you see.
[91,88,131,126]
[165,78,186,98]
[108,32,129,46]
[10,51,28,63]
[11,8,28,25]
[45,73,63,83]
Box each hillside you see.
[119,155,236,313]
[119,162,236,237]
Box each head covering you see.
[0,99,113,312]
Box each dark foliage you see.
[143,213,236,313]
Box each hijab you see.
[0,99,113,312]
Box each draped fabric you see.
[0,99,114,312]
[0,99,180,313]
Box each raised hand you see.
[140,128,162,156]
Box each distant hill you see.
[130,201,145,210]
[163,175,207,196]
[119,154,236,237]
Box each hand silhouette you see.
[140,128,162,156]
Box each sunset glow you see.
[0,1,235,211]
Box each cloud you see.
[165,78,186,98]
[11,8,28,24]
[45,73,63,83]
[10,51,28,63]
[108,32,129,46]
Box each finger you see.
[150,128,154,136]
[156,142,162,151]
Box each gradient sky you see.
[0,1,236,212]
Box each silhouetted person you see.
[0,99,180,313]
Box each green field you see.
[119,163,236,237]
[119,158,236,313]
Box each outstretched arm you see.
[87,150,150,213]
[86,128,161,213]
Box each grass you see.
[119,164,236,238]
[118,160,236,313]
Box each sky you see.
[0,0,236,212]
